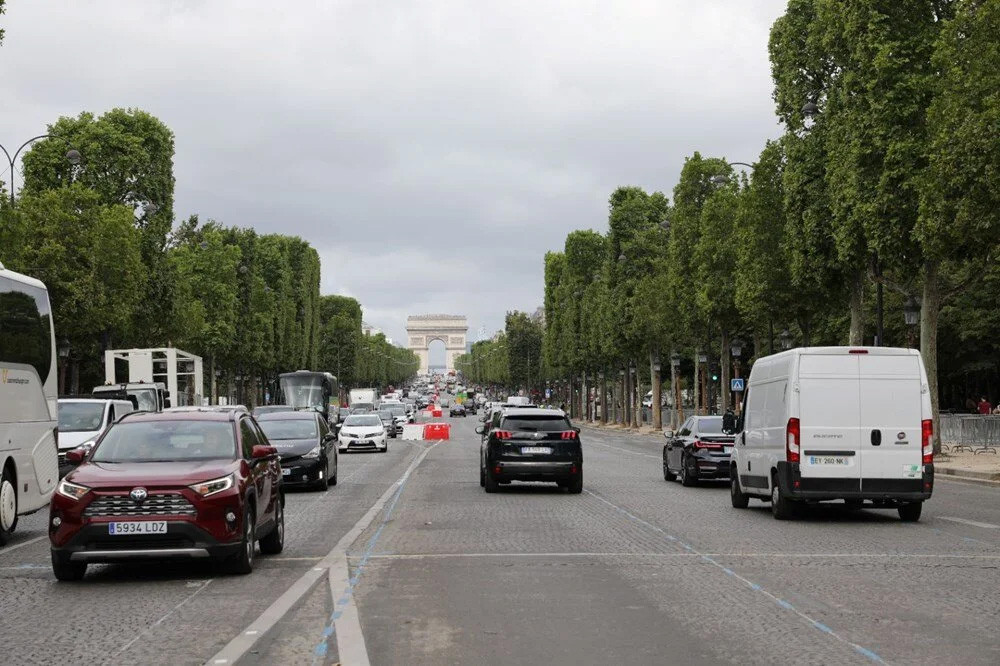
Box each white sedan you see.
[338,414,388,453]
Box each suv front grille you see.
[84,493,197,517]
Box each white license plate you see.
[108,521,167,535]
[522,446,552,455]
[282,468,291,476]
[809,456,850,466]
[723,446,733,454]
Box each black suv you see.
[477,408,582,493]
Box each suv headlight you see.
[57,479,90,501]
[189,473,235,497]
[303,445,322,459]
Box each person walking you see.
[978,396,993,415]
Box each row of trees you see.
[537,0,1000,445]
[0,108,417,404]
[455,311,546,395]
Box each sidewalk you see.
[935,450,1000,486]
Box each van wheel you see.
[898,502,922,522]
[0,467,19,545]
[730,472,749,509]
[770,475,797,520]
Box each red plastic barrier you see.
[424,423,451,440]
[431,408,443,418]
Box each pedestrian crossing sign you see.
[731,378,745,392]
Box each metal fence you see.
[939,414,1000,454]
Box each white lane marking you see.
[204,442,435,666]
[0,535,46,558]
[112,579,214,659]
[586,440,660,459]
[938,516,1000,530]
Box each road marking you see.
[586,440,660,459]
[583,489,886,663]
[113,579,213,659]
[0,534,46,558]
[357,551,1000,560]
[205,442,435,666]
[938,516,1000,530]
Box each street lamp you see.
[710,174,728,186]
[779,329,793,351]
[903,297,921,326]
[801,101,820,117]
[58,339,71,359]
[617,253,626,262]
[660,217,671,232]
[730,338,744,358]
[1,135,82,205]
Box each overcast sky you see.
[0,0,787,364]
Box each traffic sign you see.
[731,378,745,392]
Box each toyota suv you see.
[477,408,582,493]
[49,410,284,581]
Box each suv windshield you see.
[344,415,382,427]
[91,420,237,462]
[58,402,105,432]
[258,418,318,440]
[501,415,571,432]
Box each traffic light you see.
[711,373,718,382]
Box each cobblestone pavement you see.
[4,415,1000,665]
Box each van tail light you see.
[921,419,933,464]
[496,430,512,440]
[561,431,577,440]
[786,418,800,463]
[693,440,722,450]
[848,349,869,354]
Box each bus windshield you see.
[280,373,329,412]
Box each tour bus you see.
[0,263,60,545]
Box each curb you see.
[935,465,1000,483]
[936,474,1000,489]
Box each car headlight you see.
[189,473,235,497]
[57,479,90,501]
[303,445,322,459]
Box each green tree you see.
[318,295,362,393]
[506,311,543,393]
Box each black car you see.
[449,403,466,417]
[252,404,294,418]
[662,415,735,486]
[257,411,338,491]
[477,408,582,493]
[378,410,400,437]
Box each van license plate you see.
[108,521,167,535]
[809,456,850,466]
[522,447,552,455]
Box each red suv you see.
[49,410,284,581]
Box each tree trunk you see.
[210,355,217,406]
[720,330,730,412]
[600,372,608,424]
[669,355,679,429]
[70,359,80,395]
[651,349,662,430]
[624,368,631,426]
[693,348,700,416]
[633,359,642,428]
[849,269,865,346]
[922,261,942,454]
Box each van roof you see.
[760,346,921,360]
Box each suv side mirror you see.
[251,444,277,459]
[475,425,485,435]
[65,447,87,463]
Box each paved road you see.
[4,412,1000,665]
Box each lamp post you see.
[652,361,662,429]
[1,136,81,205]
[670,352,682,429]
[730,337,744,414]
[903,298,921,348]
[629,365,637,428]
[697,351,708,414]
[779,329,793,351]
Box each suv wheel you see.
[566,471,583,494]
[227,507,256,575]
[479,464,486,487]
[730,471,749,509]
[0,467,19,545]
[484,465,499,493]
[51,550,87,581]
[259,498,285,554]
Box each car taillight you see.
[496,430,512,440]
[561,431,577,440]
[786,417,800,463]
[921,419,933,464]
[693,440,722,450]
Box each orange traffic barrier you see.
[424,423,451,440]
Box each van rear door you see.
[797,354,862,489]
[857,353,923,490]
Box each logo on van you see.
[1,369,29,386]
[897,432,906,440]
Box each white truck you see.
[729,346,934,521]
[350,388,377,410]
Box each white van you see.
[730,346,933,521]
[0,264,60,545]
[56,398,135,477]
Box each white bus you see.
[0,263,59,545]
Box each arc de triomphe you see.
[407,314,468,373]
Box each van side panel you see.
[857,355,923,487]
[797,354,862,484]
